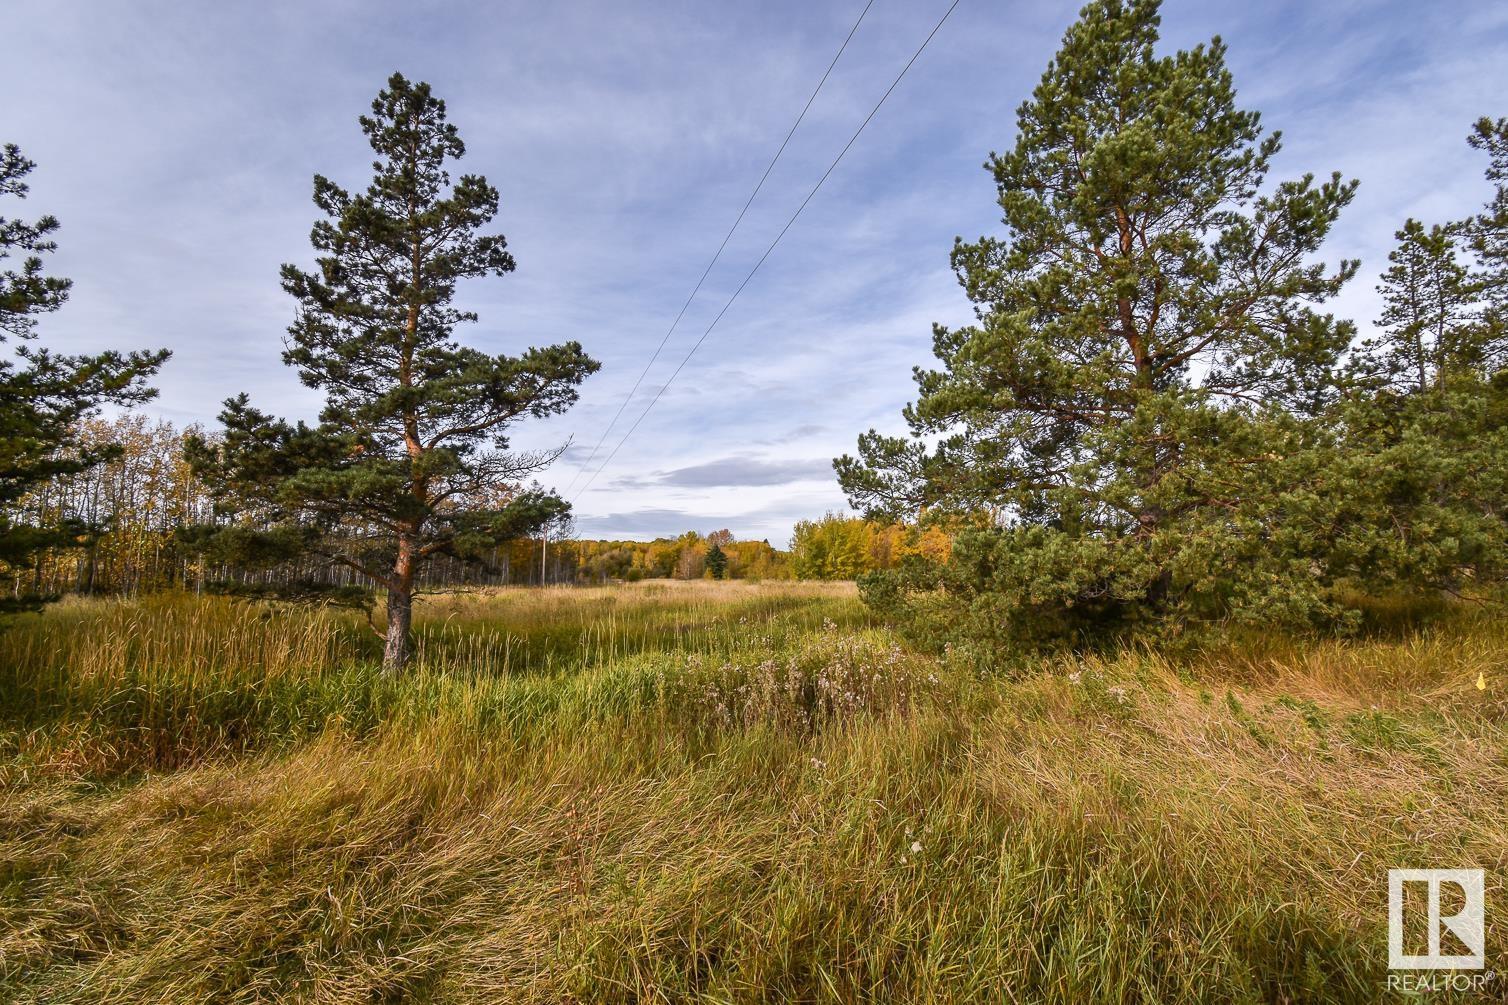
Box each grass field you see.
[1,581,1505,1003]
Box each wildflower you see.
[1107,685,1128,704]
[1067,671,1082,685]
[910,840,923,854]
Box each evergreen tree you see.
[1353,219,1478,391]
[1467,116,1508,371]
[0,144,169,608]
[1471,116,1508,328]
[836,0,1358,650]
[705,542,728,580]
[188,74,598,670]
[1320,139,1508,602]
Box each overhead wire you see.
[560,0,878,494]
[571,0,964,502]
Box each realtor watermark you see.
[1388,868,1485,969]
[1385,868,1494,994]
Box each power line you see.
[571,0,963,503]
[561,0,877,495]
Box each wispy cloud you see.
[613,454,835,490]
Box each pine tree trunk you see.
[382,535,417,673]
[382,586,413,673]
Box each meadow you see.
[1,581,1505,1003]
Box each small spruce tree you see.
[705,542,728,580]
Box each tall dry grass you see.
[0,582,864,776]
[1,583,1505,1002]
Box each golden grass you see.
[1,583,1505,1002]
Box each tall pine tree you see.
[1354,219,1478,391]
[837,0,1358,650]
[1,144,169,609]
[1468,116,1508,370]
[1318,128,1508,603]
[189,74,598,670]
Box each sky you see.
[5,0,1507,545]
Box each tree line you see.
[1,412,942,600]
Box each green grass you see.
[1,582,1505,1002]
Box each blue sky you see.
[5,0,1507,544]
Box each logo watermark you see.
[1388,868,1485,970]
[1384,868,1493,993]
